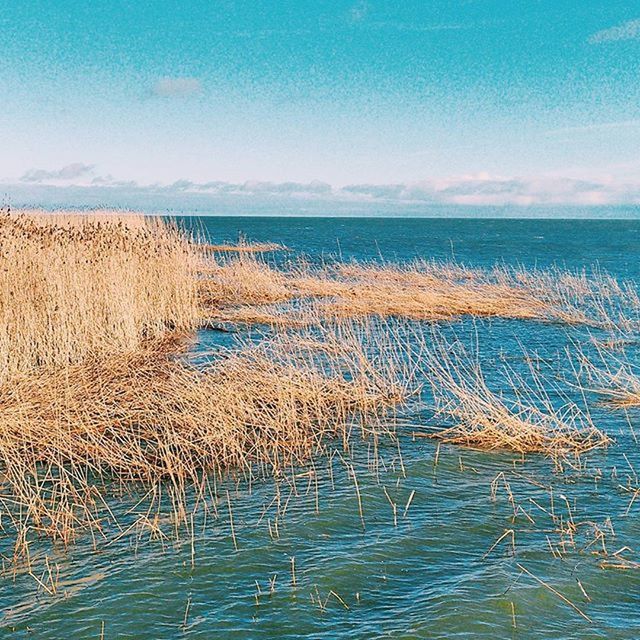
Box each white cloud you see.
[338,174,640,206]
[152,77,202,97]
[6,172,640,208]
[589,19,640,44]
[20,163,95,183]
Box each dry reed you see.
[421,335,610,456]
[203,241,286,253]
[0,210,199,384]
[197,253,637,329]
[0,316,412,547]
[577,340,640,408]
[198,252,291,307]
[0,208,623,556]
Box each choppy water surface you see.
[3,217,640,639]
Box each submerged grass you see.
[577,339,640,408]
[421,334,610,456]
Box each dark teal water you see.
[183,217,640,277]
[2,217,640,639]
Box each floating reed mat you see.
[198,252,640,329]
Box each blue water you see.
[2,217,640,639]
[182,216,640,277]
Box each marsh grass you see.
[0,209,622,558]
[199,253,638,329]
[203,241,286,253]
[198,252,291,306]
[0,211,199,384]
[0,313,414,549]
[421,334,610,456]
[576,339,640,408]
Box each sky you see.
[1,1,640,211]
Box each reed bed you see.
[0,317,413,548]
[0,211,199,384]
[3,209,638,634]
[198,253,637,329]
[421,335,610,456]
[328,261,549,321]
[322,261,638,327]
[0,208,624,555]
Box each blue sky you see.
[2,1,640,208]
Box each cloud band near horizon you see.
[4,164,640,208]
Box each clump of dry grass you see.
[203,241,286,253]
[0,318,413,548]
[324,261,636,327]
[421,335,610,456]
[204,304,307,327]
[497,264,640,329]
[0,210,199,384]
[576,340,640,408]
[198,254,637,329]
[198,252,292,307]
